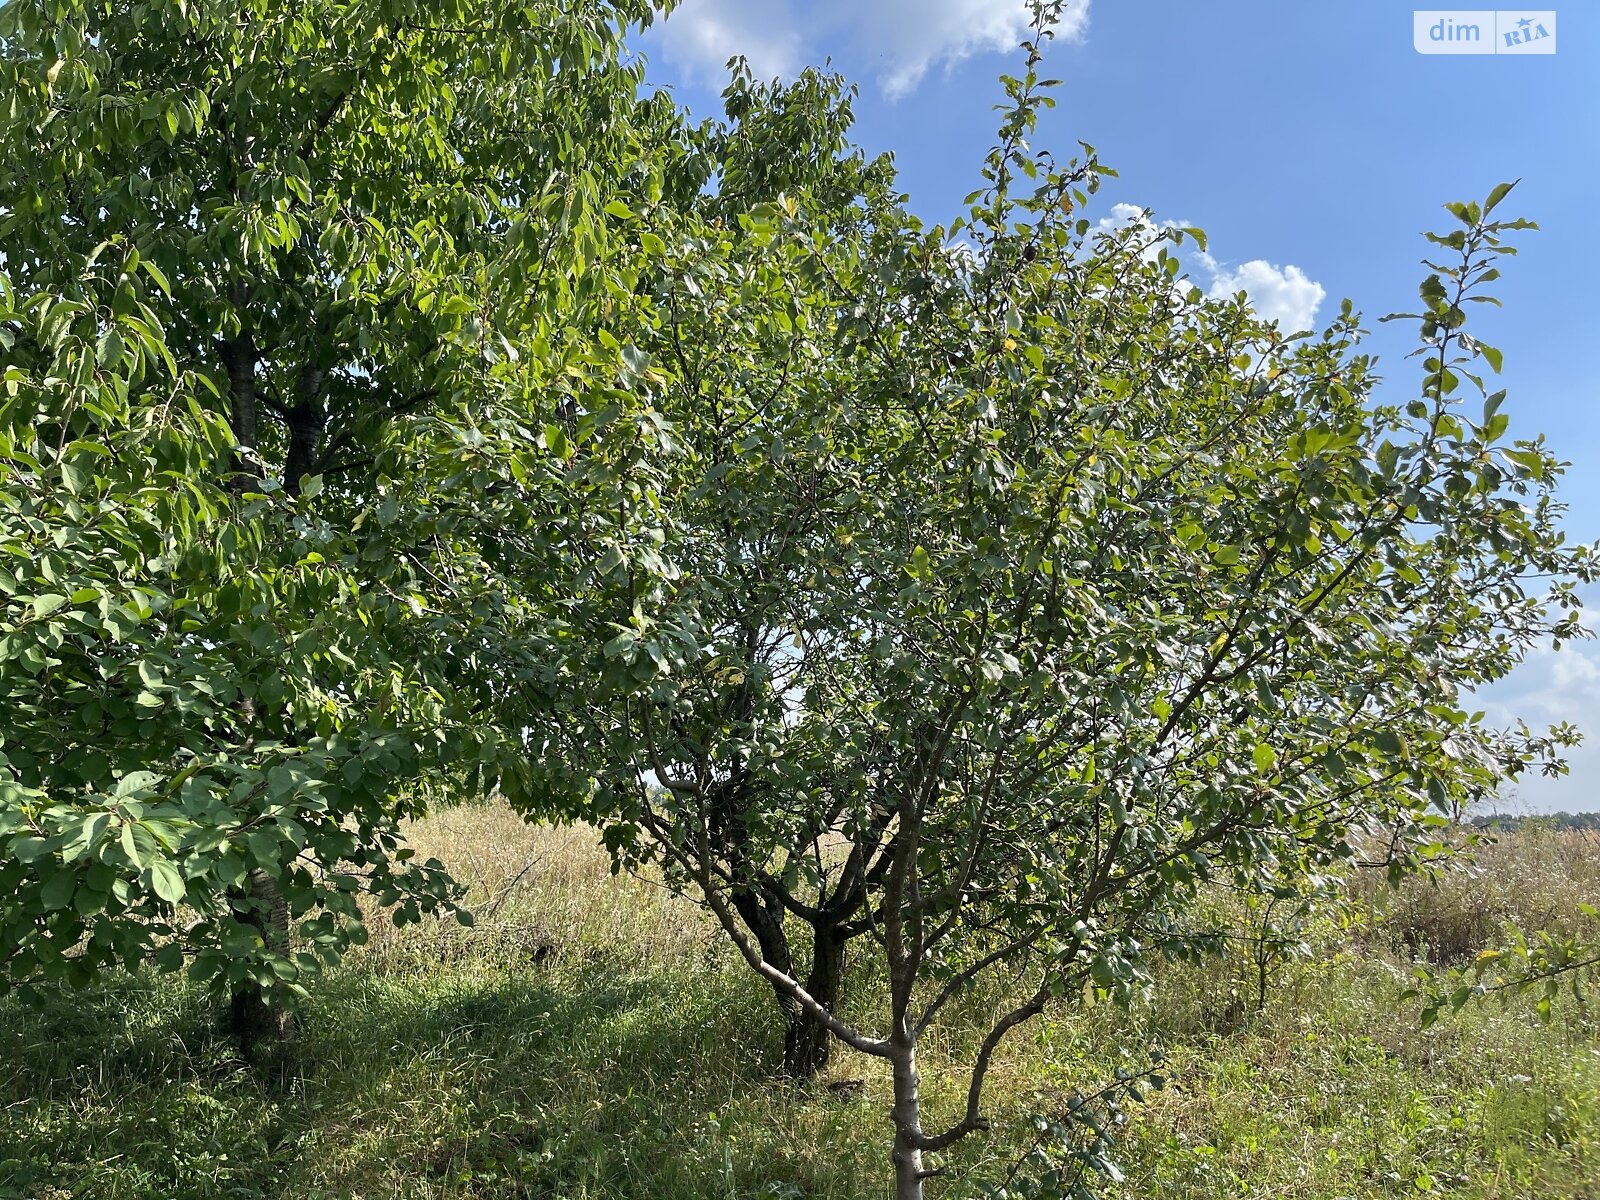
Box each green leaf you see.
[1373,729,1406,757]
[148,859,187,905]
[1483,180,1518,215]
[120,821,146,869]
[141,259,172,296]
[61,459,89,493]
[152,943,185,972]
[1502,448,1546,477]
[40,868,78,912]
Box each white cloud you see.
[856,0,1091,99]
[1200,256,1326,334]
[1479,641,1600,728]
[1095,205,1327,332]
[654,0,804,85]
[650,0,1090,99]
[1098,202,1150,232]
[1094,203,1179,264]
[1476,638,1600,814]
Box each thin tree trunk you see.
[216,290,295,1075]
[890,1037,927,1200]
[219,279,257,466]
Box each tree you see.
[0,257,462,1034]
[425,59,907,1079]
[469,33,1593,1200]
[0,0,675,1053]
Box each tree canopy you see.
[0,0,679,1010]
[436,39,1593,1199]
[1,0,1594,1193]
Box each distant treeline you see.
[1472,811,1600,833]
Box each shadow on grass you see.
[1,949,881,1200]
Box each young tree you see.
[431,61,906,1078]
[0,0,675,1054]
[477,43,1592,1200]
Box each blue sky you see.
[636,3,1599,812]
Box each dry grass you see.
[1356,826,1600,964]
[359,803,715,971]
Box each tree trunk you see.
[891,1038,927,1200]
[729,889,852,1081]
[216,280,296,1080]
[227,869,296,1076]
[219,278,257,468]
[782,922,846,1079]
[282,364,326,496]
[728,884,803,1061]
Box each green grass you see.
[3,819,1596,1199]
[1,949,887,1199]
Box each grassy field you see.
[3,806,1597,1199]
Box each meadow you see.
[3,806,1596,1200]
